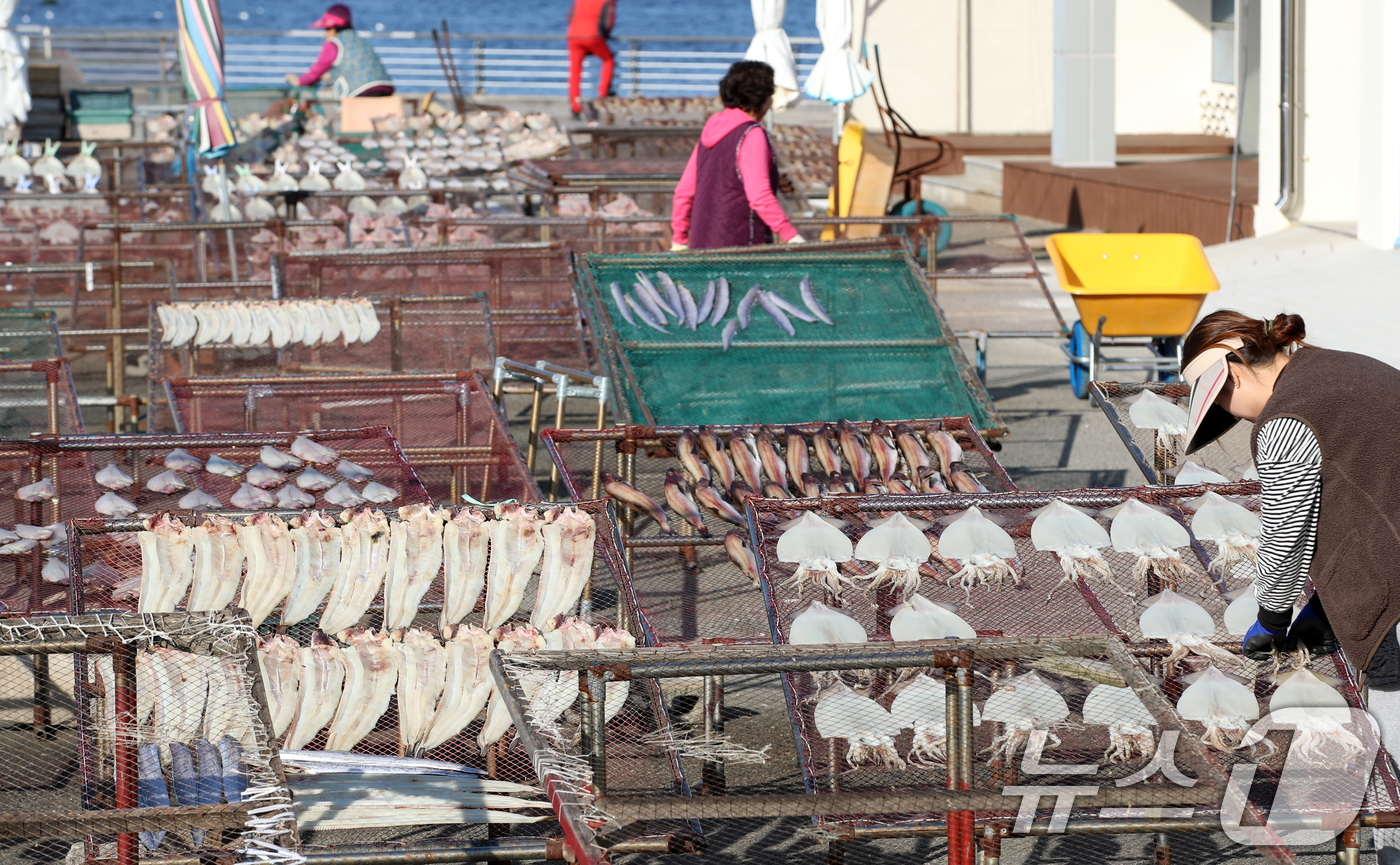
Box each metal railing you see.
[19,26,822,99]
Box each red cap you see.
[310,4,352,28]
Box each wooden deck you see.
[1001,158,1258,244]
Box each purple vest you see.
[687,121,780,250]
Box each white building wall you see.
[1114,0,1216,135]
[1357,0,1400,248]
[967,0,1055,133]
[1297,0,1361,223]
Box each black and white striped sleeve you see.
[1253,417,1322,617]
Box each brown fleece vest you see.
[1250,346,1400,679]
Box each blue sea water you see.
[15,0,819,41]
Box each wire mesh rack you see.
[0,310,64,361]
[162,371,539,505]
[147,293,497,387]
[1092,381,1258,485]
[741,487,1398,861]
[0,611,293,865]
[278,243,592,371]
[543,416,1012,648]
[65,499,682,859]
[489,636,1374,865]
[0,358,84,438]
[572,248,1005,436]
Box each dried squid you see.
[890,672,981,766]
[981,672,1070,763]
[1109,499,1192,593]
[1172,461,1230,486]
[1176,666,1262,754]
[482,504,548,629]
[530,506,596,630]
[326,628,400,752]
[1138,589,1237,667]
[853,513,931,601]
[1261,668,1365,767]
[813,681,906,771]
[937,506,1018,605]
[441,508,492,632]
[419,624,495,753]
[1127,389,1188,452]
[888,594,976,641]
[1188,492,1260,576]
[788,600,867,644]
[1030,500,1117,599]
[1082,684,1156,763]
[775,511,854,602]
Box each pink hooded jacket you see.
[670,108,797,246]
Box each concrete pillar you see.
[1357,0,1400,249]
[1052,0,1115,167]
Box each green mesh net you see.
[0,310,63,361]
[575,249,1004,435]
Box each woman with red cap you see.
[284,4,394,98]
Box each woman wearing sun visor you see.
[1181,310,1400,704]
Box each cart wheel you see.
[888,199,953,253]
[1069,320,1090,399]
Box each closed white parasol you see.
[744,0,801,111]
[802,0,873,104]
[0,0,29,135]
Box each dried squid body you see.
[1109,499,1192,593]
[788,600,867,645]
[1139,589,1238,667]
[853,512,931,601]
[889,673,980,765]
[776,511,854,602]
[1176,666,1262,754]
[813,682,906,771]
[1127,389,1188,452]
[1030,500,1116,599]
[1082,684,1157,763]
[1189,492,1261,577]
[937,506,1018,605]
[1260,668,1369,767]
[887,594,975,640]
[981,672,1070,763]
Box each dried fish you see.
[697,426,737,489]
[756,290,796,335]
[96,462,134,490]
[247,463,288,489]
[285,630,345,751]
[663,469,708,535]
[283,511,343,625]
[261,446,304,470]
[697,280,716,322]
[785,426,810,492]
[676,428,710,483]
[230,482,276,510]
[138,743,171,850]
[165,449,204,472]
[694,478,746,526]
[292,435,339,465]
[602,473,672,534]
[478,625,546,753]
[325,481,368,508]
[420,624,495,753]
[721,319,739,349]
[187,514,244,612]
[729,426,764,492]
[530,506,596,629]
[482,504,548,629]
[16,478,55,501]
[337,459,374,482]
[836,420,872,484]
[179,489,222,510]
[736,285,762,328]
[766,289,818,323]
[441,508,492,631]
[799,275,833,326]
[678,283,699,330]
[297,467,336,491]
[395,628,448,754]
[724,530,761,586]
[383,505,446,631]
[258,634,302,737]
[146,469,189,494]
[236,513,296,625]
[326,628,400,752]
[320,508,391,634]
[611,282,637,326]
[867,420,901,485]
[138,514,194,613]
[709,276,731,326]
[362,481,400,503]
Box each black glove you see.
[1243,614,1289,662]
[1287,595,1336,656]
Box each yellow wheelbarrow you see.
[1046,233,1220,398]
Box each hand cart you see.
[1046,233,1220,398]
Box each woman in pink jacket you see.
[670,61,803,250]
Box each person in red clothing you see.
[567,0,616,116]
[670,61,802,250]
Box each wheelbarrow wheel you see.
[1069,320,1091,399]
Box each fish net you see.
[543,417,1012,647]
[0,611,296,865]
[279,243,593,371]
[0,358,84,437]
[147,293,497,385]
[740,488,1399,862]
[1092,381,1258,485]
[163,372,538,506]
[573,249,1004,436]
[69,499,656,857]
[0,310,64,362]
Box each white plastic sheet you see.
[0,0,29,134]
[802,0,873,104]
[744,0,801,111]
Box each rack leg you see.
[701,674,725,795]
[1336,818,1359,865]
[981,824,1003,865]
[1154,832,1170,865]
